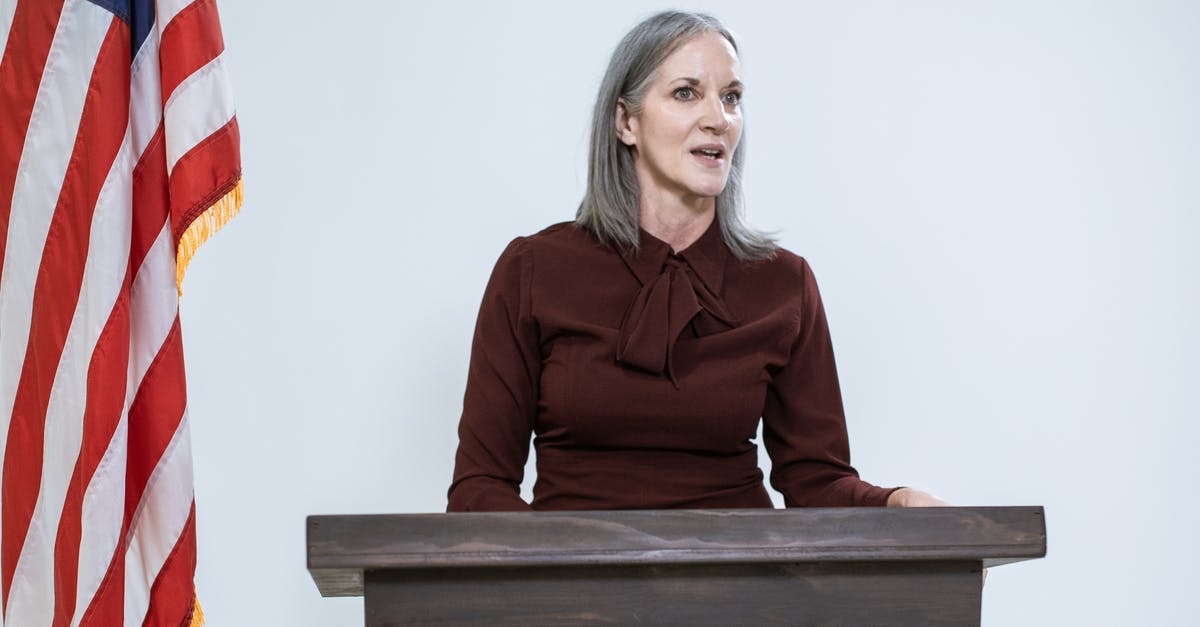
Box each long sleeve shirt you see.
[447,218,899,512]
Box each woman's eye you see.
[673,87,695,100]
[723,91,742,106]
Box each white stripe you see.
[129,25,162,159]
[0,0,18,74]
[123,409,194,627]
[154,0,193,36]
[68,414,126,627]
[130,225,180,386]
[163,52,234,174]
[0,0,108,613]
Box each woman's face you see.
[618,31,744,204]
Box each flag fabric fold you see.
[0,0,242,624]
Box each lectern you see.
[307,507,1045,626]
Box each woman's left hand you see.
[885,487,949,507]
[885,488,988,585]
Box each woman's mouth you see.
[691,146,725,167]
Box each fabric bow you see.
[616,255,736,385]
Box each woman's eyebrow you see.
[671,76,744,89]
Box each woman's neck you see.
[639,191,716,254]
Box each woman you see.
[447,10,945,512]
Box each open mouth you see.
[691,147,725,164]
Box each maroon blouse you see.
[447,219,899,512]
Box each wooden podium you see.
[307,507,1045,626]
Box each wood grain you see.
[307,507,1045,597]
[364,561,985,626]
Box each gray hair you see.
[576,10,777,261]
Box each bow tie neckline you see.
[614,221,738,386]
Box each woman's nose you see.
[699,95,731,134]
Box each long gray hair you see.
[576,10,776,260]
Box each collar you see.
[617,215,729,296]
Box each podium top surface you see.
[306,506,1046,597]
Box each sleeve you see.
[446,238,539,511]
[761,257,903,507]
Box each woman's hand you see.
[885,488,988,585]
[885,487,949,507]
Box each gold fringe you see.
[176,178,244,296]
[190,594,206,627]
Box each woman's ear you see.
[615,98,637,147]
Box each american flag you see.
[0,0,241,624]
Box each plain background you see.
[180,1,1198,625]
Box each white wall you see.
[183,1,1199,624]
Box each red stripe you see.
[157,0,224,106]
[131,123,169,274]
[0,0,68,291]
[137,502,196,627]
[0,16,128,607]
[51,265,133,627]
[169,115,240,242]
[126,316,188,525]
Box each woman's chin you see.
[680,176,728,199]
